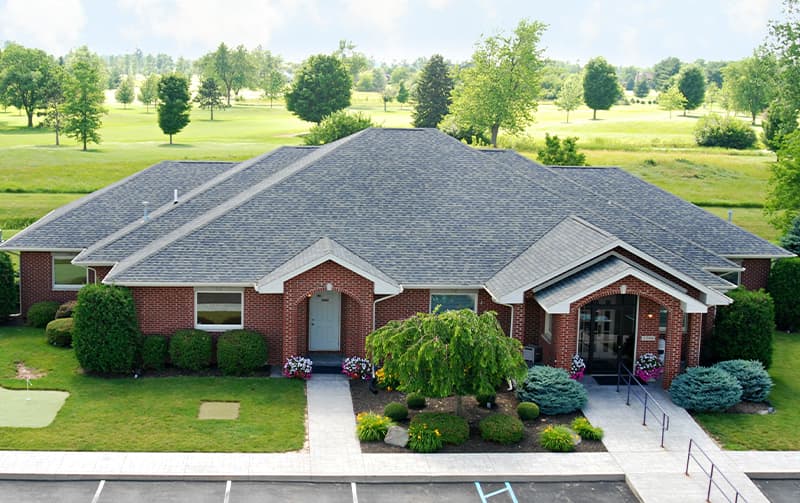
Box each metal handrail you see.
[616,361,670,447]
[685,438,749,503]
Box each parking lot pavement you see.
[752,478,800,503]
[0,479,639,502]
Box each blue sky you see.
[0,0,785,67]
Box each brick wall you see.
[244,289,283,364]
[741,258,771,290]
[477,289,512,336]
[636,297,661,359]
[19,252,80,315]
[374,289,429,327]
[131,286,194,335]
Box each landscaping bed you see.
[349,380,605,453]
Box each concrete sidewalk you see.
[0,374,798,502]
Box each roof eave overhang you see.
[102,280,252,288]
[721,254,795,259]
[0,247,83,253]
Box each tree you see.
[396,81,409,107]
[537,133,587,165]
[677,65,706,115]
[710,288,774,369]
[722,52,777,125]
[138,74,160,113]
[366,309,527,416]
[779,216,800,254]
[449,19,546,147]
[582,56,622,120]
[633,79,650,98]
[768,1,800,113]
[653,56,682,91]
[115,75,135,109]
[0,43,58,127]
[285,54,351,123]
[658,86,687,119]
[303,110,375,145]
[766,130,800,232]
[63,46,107,151]
[554,73,583,123]
[762,98,799,151]
[253,48,286,108]
[0,252,15,321]
[157,74,191,144]
[705,81,721,112]
[334,39,370,86]
[198,43,237,105]
[412,54,453,128]
[230,44,255,99]
[381,85,396,112]
[38,63,66,146]
[194,78,226,120]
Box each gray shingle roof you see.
[1,161,233,250]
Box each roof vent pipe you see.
[173,189,179,204]
[142,201,149,222]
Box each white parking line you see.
[351,482,359,503]
[90,480,105,503]
[224,480,232,503]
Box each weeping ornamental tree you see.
[366,309,527,416]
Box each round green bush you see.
[216,329,268,376]
[46,317,73,347]
[713,360,773,402]
[475,393,497,408]
[73,285,140,374]
[517,401,540,420]
[383,402,409,422]
[516,366,588,415]
[479,413,524,444]
[710,288,774,368]
[571,417,604,441]
[55,300,77,319]
[669,367,743,411]
[539,425,576,452]
[406,393,427,410]
[0,252,17,321]
[410,412,469,445]
[768,258,800,332]
[141,335,169,370]
[26,301,60,328]
[169,329,213,371]
[694,114,757,149]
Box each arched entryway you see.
[578,294,638,374]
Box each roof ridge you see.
[104,131,368,282]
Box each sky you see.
[0,0,787,67]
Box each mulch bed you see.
[349,380,606,454]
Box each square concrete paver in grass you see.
[198,401,240,420]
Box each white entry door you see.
[309,291,341,351]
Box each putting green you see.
[198,401,240,420]
[0,386,69,428]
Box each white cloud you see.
[726,0,772,34]
[0,0,86,55]
[343,0,409,33]
[426,0,451,10]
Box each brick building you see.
[1,128,791,388]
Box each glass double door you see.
[578,295,637,374]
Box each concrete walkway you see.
[0,374,798,502]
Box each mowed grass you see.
[694,332,800,450]
[0,326,306,452]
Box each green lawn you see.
[694,332,800,450]
[0,326,306,452]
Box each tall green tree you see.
[396,81,409,107]
[633,79,650,98]
[722,51,777,125]
[768,0,800,112]
[0,43,58,127]
[194,78,226,120]
[230,44,255,99]
[381,85,396,112]
[658,86,687,119]
[138,74,160,113]
[38,62,67,146]
[334,39,370,86]
[366,309,526,416]
[582,56,622,120]
[653,56,682,91]
[157,74,191,144]
[115,75,135,109]
[253,48,286,108]
[705,81,721,112]
[554,73,583,123]
[411,54,453,128]
[766,130,800,232]
[449,19,546,147]
[63,46,107,151]
[198,43,237,105]
[762,98,799,151]
[677,65,706,115]
[285,54,351,123]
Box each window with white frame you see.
[714,260,742,285]
[430,291,477,313]
[195,290,243,330]
[52,254,88,290]
[542,313,553,343]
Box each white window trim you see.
[194,288,244,331]
[52,253,88,291]
[429,290,478,313]
[542,313,552,344]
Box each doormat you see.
[314,365,344,375]
[592,375,647,386]
[198,401,240,420]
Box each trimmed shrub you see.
[479,414,524,445]
[475,393,497,408]
[406,393,427,410]
[694,114,757,149]
[670,367,743,411]
[73,285,140,374]
[713,360,774,402]
[517,401,540,420]
[768,258,800,332]
[169,329,213,371]
[55,300,77,319]
[0,252,15,321]
[709,288,774,368]
[141,335,169,370]
[516,366,588,415]
[304,110,375,145]
[355,411,392,442]
[539,425,576,452]
[407,422,444,453]
[410,412,469,446]
[571,417,604,441]
[383,402,409,422]
[26,301,59,328]
[46,317,74,347]
[216,329,268,376]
